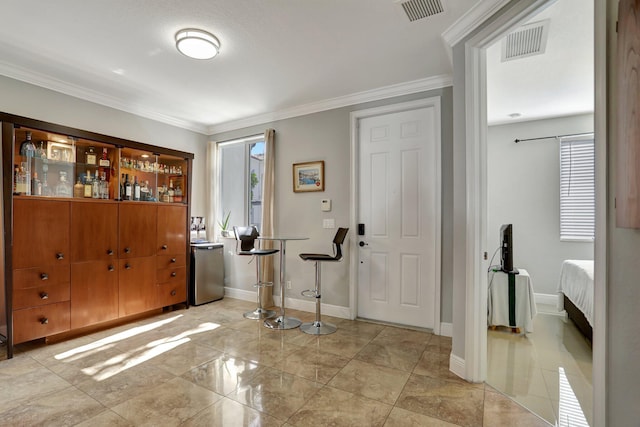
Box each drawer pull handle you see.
[108,265,115,272]
[56,253,64,260]
[40,292,49,300]
[124,247,131,254]
[40,317,49,325]
[107,249,114,256]
[171,290,177,296]
[171,258,177,263]
[171,272,177,277]
[161,245,168,250]
[125,263,131,270]
[40,273,49,280]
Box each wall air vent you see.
[501,20,550,62]
[397,0,444,22]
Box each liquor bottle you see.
[100,172,109,199]
[140,180,149,201]
[73,178,84,198]
[133,176,140,201]
[85,146,97,165]
[168,179,175,203]
[55,171,72,197]
[99,147,110,167]
[32,172,42,196]
[19,131,36,157]
[92,171,100,198]
[124,174,132,200]
[84,170,93,198]
[120,173,125,200]
[174,184,183,203]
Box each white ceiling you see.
[0,0,592,135]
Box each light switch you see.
[323,218,335,229]
[321,199,331,212]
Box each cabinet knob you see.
[170,290,177,296]
[108,265,115,272]
[124,263,131,270]
[40,292,49,300]
[56,253,64,260]
[40,317,49,325]
[107,249,114,256]
[40,273,49,280]
[161,245,168,250]
[171,258,177,263]
[124,247,131,254]
[170,271,177,277]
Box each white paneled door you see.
[357,103,440,329]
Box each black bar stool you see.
[234,225,279,320]
[298,228,349,335]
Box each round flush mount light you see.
[175,28,220,60]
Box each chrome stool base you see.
[264,316,302,330]
[300,320,337,335]
[243,308,276,320]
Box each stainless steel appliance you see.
[190,242,224,305]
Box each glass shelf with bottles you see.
[13,127,116,200]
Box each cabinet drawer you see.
[13,283,70,310]
[157,254,186,269]
[13,301,71,344]
[156,282,187,307]
[13,265,71,289]
[157,266,186,284]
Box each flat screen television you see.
[500,224,517,273]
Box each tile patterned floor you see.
[0,298,551,426]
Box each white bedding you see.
[557,259,594,327]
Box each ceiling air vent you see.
[397,0,444,22]
[501,20,550,62]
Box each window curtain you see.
[260,129,276,308]
[206,140,219,243]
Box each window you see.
[559,135,595,241]
[219,135,265,232]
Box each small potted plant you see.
[218,211,231,237]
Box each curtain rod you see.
[514,132,594,143]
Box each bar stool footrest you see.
[301,289,318,298]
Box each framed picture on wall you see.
[293,160,324,192]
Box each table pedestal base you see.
[300,320,336,335]
[264,315,302,330]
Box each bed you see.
[557,259,594,343]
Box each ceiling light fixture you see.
[175,28,220,60]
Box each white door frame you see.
[462,0,606,424]
[349,97,443,334]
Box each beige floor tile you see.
[334,318,386,339]
[110,376,222,426]
[483,388,552,427]
[147,341,223,376]
[355,337,424,372]
[328,359,410,404]
[0,355,71,413]
[76,361,176,407]
[300,331,373,358]
[395,374,484,427]
[413,349,462,382]
[181,353,265,396]
[183,397,283,427]
[226,335,301,369]
[227,366,322,420]
[74,409,134,427]
[281,346,351,384]
[0,386,105,426]
[289,386,392,427]
[384,406,460,426]
[190,325,256,353]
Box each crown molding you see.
[207,74,452,135]
[441,0,512,48]
[0,61,209,134]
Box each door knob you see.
[359,241,368,247]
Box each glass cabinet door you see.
[156,153,187,204]
[118,148,158,201]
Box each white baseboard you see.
[449,353,466,380]
[440,322,453,337]
[534,292,560,307]
[223,287,256,302]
